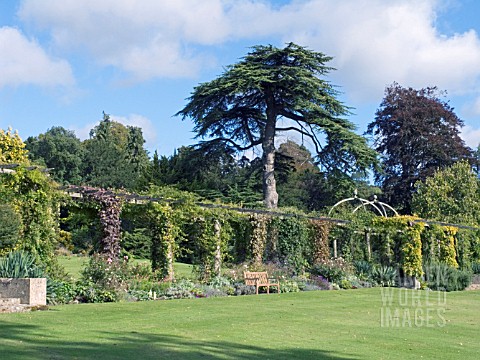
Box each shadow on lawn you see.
[0,322,358,360]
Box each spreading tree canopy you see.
[25,126,85,185]
[177,43,376,208]
[412,160,480,226]
[367,83,472,213]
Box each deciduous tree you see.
[367,83,471,213]
[412,160,480,226]
[84,113,149,189]
[25,126,85,184]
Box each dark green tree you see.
[367,83,472,213]
[25,126,85,184]
[177,43,377,208]
[83,113,149,189]
[0,203,22,253]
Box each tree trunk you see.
[262,93,278,209]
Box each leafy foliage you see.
[367,83,472,213]
[372,216,425,277]
[178,42,376,208]
[0,203,22,254]
[0,251,44,278]
[0,128,29,164]
[79,187,124,259]
[424,262,472,291]
[412,160,480,226]
[83,113,149,190]
[25,126,85,184]
[0,166,62,267]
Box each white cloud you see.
[18,0,228,80]
[460,125,480,149]
[18,0,480,103]
[223,0,480,101]
[0,26,74,88]
[111,114,157,146]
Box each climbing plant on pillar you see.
[146,202,180,280]
[0,129,62,269]
[439,226,459,269]
[249,213,270,265]
[310,220,332,265]
[191,208,233,282]
[373,216,425,278]
[79,187,123,260]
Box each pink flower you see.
[107,257,113,264]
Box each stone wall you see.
[0,278,46,305]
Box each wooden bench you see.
[243,271,280,294]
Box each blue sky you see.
[1,0,479,157]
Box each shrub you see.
[79,254,130,301]
[310,258,353,284]
[0,204,22,253]
[129,262,153,279]
[307,275,331,290]
[127,289,155,301]
[122,229,151,259]
[207,276,235,295]
[472,262,480,274]
[81,254,130,289]
[0,251,44,278]
[371,265,397,287]
[280,280,299,293]
[424,263,472,291]
[47,279,77,305]
[353,260,373,280]
[233,283,256,296]
[75,280,117,303]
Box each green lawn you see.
[1,288,479,359]
[57,256,194,280]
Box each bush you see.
[122,229,151,259]
[310,258,353,284]
[307,275,331,290]
[75,280,117,303]
[47,279,77,305]
[353,260,373,280]
[472,262,480,274]
[233,283,256,296]
[280,280,299,293]
[0,251,44,278]
[371,265,397,287]
[0,204,22,253]
[79,254,130,300]
[207,276,235,295]
[424,263,472,291]
[81,255,129,288]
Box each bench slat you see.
[243,271,280,294]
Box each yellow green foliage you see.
[373,216,424,277]
[440,226,459,268]
[0,128,29,164]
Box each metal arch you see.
[352,202,385,217]
[376,201,399,217]
[328,190,399,218]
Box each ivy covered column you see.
[83,188,124,260]
[310,220,331,264]
[148,203,177,281]
[249,214,269,265]
[213,219,222,276]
